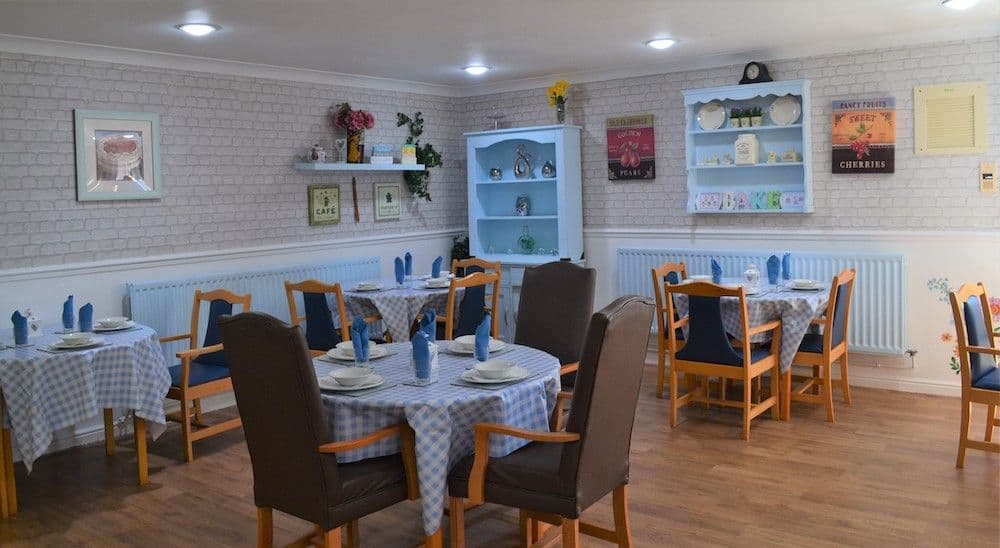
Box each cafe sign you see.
[308,185,341,226]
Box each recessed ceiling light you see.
[645,38,676,50]
[941,0,978,9]
[462,64,490,76]
[175,23,221,37]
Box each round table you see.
[313,342,560,536]
[343,280,464,341]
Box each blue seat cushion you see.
[748,347,774,365]
[972,367,1000,391]
[169,360,231,387]
[797,333,824,354]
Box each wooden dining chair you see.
[441,270,501,340]
[217,312,419,548]
[789,268,856,422]
[284,279,351,356]
[665,281,781,440]
[651,262,688,398]
[451,257,501,277]
[447,296,654,548]
[160,288,251,462]
[949,282,1000,468]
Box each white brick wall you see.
[0,52,467,269]
[464,36,1000,231]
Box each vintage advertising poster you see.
[607,114,655,180]
[832,97,895,173]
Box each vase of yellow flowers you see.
[547,80,569,124]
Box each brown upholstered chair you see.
[447,295,654,547]
[217,312,418,547]
[514,261,597,387]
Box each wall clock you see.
[739,62,773,84]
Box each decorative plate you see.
[769,96,801,125]
[696,102,726,130]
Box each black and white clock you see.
[739,62,772,85]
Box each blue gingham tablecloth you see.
[342,280,464,342]
[0,325,170,472]
[673,280,830,372]
[314,342,559,535]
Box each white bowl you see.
[335,340,378,357]
[328,367,374,386]
[425,277,450,287]
[689,275,712,282]
[474,359,516,380]
[791,278,817,288]
[96,316,128,328]
[60,332,94,345]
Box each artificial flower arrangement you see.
[546,80,569,108]
[332,102,375,133]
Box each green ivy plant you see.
[396,111,443,201]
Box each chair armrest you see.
[809,317,826,326]
[175,343,224,360]
[549,391,574,431]
[747,319,781,336]
[468,423,580,504]
[318,423,419,500]
[967,346,1000,356]
[559,362,579,376]
[160,334,190,343]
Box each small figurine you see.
[513,145,533,179]
[515,195,530,216]
[490,167,503,180]
[541,160,556,178]
[310,144,327,163]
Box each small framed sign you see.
[373,182,401,221]
[308,185,341,226]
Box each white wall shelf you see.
[295,162,425,172]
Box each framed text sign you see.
[308,185,340,226]
[832,97,895,173]
[606,114,655,180]
[373,182,401,221]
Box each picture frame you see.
[308,185,341,226]
[373,182,401,221]
[74,109,162,201]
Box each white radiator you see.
[617,248,905,355]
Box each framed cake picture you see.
[74,110,162,201]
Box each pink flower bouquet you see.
[332,102,375,133]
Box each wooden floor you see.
[1,345,998,547]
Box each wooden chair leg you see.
[986,404,997,443]
[957,398,970,468]
[193,399,204,424]
[134,416,149,485]
[561,518,580,548]
[669,368,679,427]
[257,507,273,548]
[840,353,852,404]
[1,427,15,515]
[823,364,836,423]
[811,366,821,395]
[770,368,780,420]
[322,527,342,548]
[425,528,443,548]
[449,497,466,548]
[345,519,359,548]
[612,485,633,548]
[103,408,116,456]
[0,427,9,518]
[180,398,194,463]
[742,377,751,441]
[656,342,665,398]
[518,510,535,548]
[781,371,792,421]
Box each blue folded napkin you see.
[12,311,28,345]
[412,331,431,380]
[431,256,443,279]
[782,253,791,280]
[711,259,723,284]
[474,313,491,362]
[404,252,413,277]
[766,255,780,285]
[350,316,370,363]
[79,303,93,332]
[419,310,436,343]
[62,295,74,330]
[394,257,405,285]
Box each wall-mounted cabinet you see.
[682,79,812,213]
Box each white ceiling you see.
[0,0,996,92]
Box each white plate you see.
[93,320,136,332]
[769,95,801,125]
[318,374,384,391]
[460,366,530,384]
[352,283,383,292]
[326,346,389,361]
[450,336,506,354]
[696,102,726,130]
[790,285,824,292]
[789,279,820,290]
[419,273,455,280]
[50,335,105,350]
[421,282,451,289]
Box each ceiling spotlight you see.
[941,0,978,9]
[175,23,221,37]
[463,64,491,76]
[645,38,676,50]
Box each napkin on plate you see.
[782,253,791,280]
[11,311,28,345]
[404,252,413,277]
[394,257,405,285]
[766,255,781,285]
[474,313,491,362]
[419,309,436,343]
[62,295,74,330]
[79,303,93,332]
[431,256,443,279]
[350,316,370,362]
[711,259,723,284]
[412,330,431,380]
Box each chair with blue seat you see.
[651,261,688,398]
[441,266,501,341]
[665,281,781,440]
[789,268,856,422]
[949,282,1000,468]
[284,279,351,356]
[160,288,251,462]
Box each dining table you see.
[0,323,171,517]
[313,341,560,540]
[672,278,831,420]
[341,279,464,342]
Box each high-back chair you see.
[949,282,1000,468]
[665,282,781,441]
[651,262,688,398]
[451,257,501,277]
[447,296,654,548]
[284,279,351,354]
[217,312,418,547]
[442,270,500,340]
[790,268,856,422]
[160,288,251,462]
[514,261,596,387]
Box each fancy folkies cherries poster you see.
[832,97,895,173]
[606,114,655,180]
